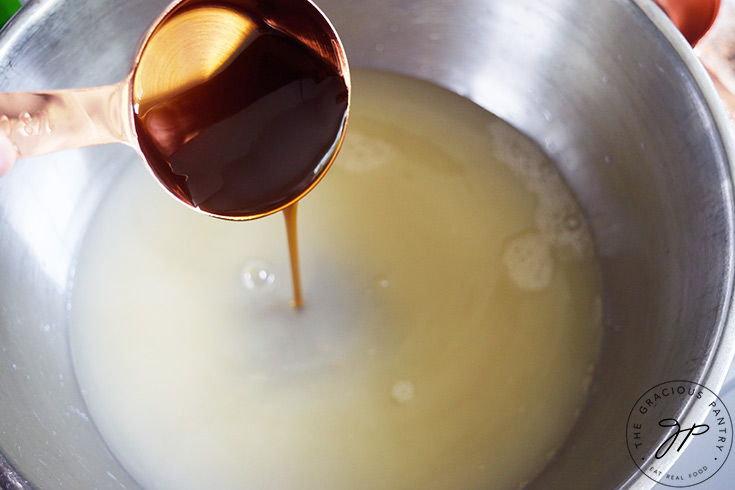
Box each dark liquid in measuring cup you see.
[133,2,349,219]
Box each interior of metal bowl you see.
[1,0,734,488]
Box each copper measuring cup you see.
[0,0,350,220]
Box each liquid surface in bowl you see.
[70,70,602,490]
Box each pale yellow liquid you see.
[70,70,602,490]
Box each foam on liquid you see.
[70,70,602,490]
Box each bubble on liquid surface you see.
[489,121,594,260]
[535,196,593,260]
[489,121,551,183]
[564,214,581,231]
[241,261,275,290]
[375,275,390,289]
[502,232,554,292]
[338,130,395,173]
[391,380,415,405]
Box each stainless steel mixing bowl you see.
[1,0,734,488]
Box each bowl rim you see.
[1,1,735,489]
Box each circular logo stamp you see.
[626,380,733,487]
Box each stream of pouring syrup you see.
[131,2,349,307]
[283,204,304,308]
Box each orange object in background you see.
[654,0,721,45]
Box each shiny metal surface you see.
[1,0,734,489]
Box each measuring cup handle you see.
[0,82,131,160]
